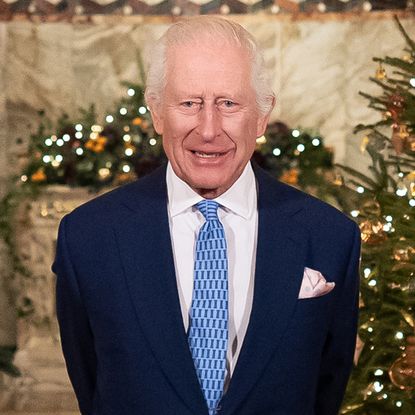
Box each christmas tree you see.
[341,16,415,414]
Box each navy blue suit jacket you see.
[53,164,360,415]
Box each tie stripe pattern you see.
[188,200,228,415]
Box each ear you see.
[146,95,164,135]
[256,96,276,137]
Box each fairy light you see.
[364,268,371,278]
[350,210,359,218]
[396,401,402,407]
[119,108,128,115]
[409,199,415,207]
[55,155,63,162]
[149,138,157,146]
[292,129,300,138]
[63,134,71,142]
[312,138,320,146]
[21,175,28,182]
[368,280,377,287]
[383,222,392,232]
[138,106,147,115]
[395,332,404,340]
[75,132,83,139]
[45,138,53,146]
[374,369,384,376]
[43,155,51,163]
[317,2,326,12]
[410,78,415,87]
[106,115,114,123]
[368,326,374,332]
[75,124,83,131]
[123,134,131,142]
[357,186,365,193]
[51,160,60,167]
[122,164,131,173]
[91,125,103,133]
[76,148,84,155]
[385,215,393,222]
[362,1,372,11]
[373,381,383,392]
[273,148,281,156]
[297,144,305,152]
[51,135,57,142]
[127,88,135,96]
[125,148,134,156]
[396,187,407,197]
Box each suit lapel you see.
[220,167,309,415]
[113,166,208,415]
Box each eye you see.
[223,100,235,107]
[218,99,238,112]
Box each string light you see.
[409,78,415,87]
[409,199,415,207]
[385,215,393,222]
[138,106,147,115]
[123,134,131,142]
[312,138,320,146]
[374,369,384,376]
[45,138,53,146]
[63,134,71,142]
[149,138,157,146]
[350,210,359,217]
[91,125,103,133]
[364,268,371,278]
[119,108,128,115]
[76,148,84,155]
[43,156,51,163]
[122,164,131,173]
[396,187,407,197]
[317,2,326,12]
[21,175,28,182]
[270,4,280,13]
[55,155,63,162]
[395,331,404,340]
[106,115,114,123]
[362,1,372,11]
[357,186,365,193]
[127,88,135,97]
[125,148,134,156]
[396,401,402,407]
[368,280,377,287]
[75,132,83,139]
[75,124,83,131]
[297,144,305,152]
[273,148,281,156]
[292,129,300,138]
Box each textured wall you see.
[0,15,414,344]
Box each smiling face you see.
[150,41,272,198]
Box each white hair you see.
[144,16,275,115]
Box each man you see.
[53,16,360,415]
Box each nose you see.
[197,104,221,141]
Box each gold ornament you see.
[333,174,344,186]
[392,126,406,154]
[407,135,415,152]
[85,135,107,153]
[31,168,47,182]
[375,63,387,80]
[389,336,415,390]
[360,136,369,153]
[132,117,142,126]
[398,124,409,139]
[280,168,299,185]
[359,219,387,245]
[394,246,415,262]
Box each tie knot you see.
[196,200,219,221]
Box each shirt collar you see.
[166,162,256,220]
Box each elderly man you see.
[53,16,360,415]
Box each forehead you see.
[165,41,252,97]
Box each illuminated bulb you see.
[395,332,404,340]
[105,161,112,168]
[106,115,114,123]
[270,4,280,13]
[385,215,393,222]
[123,5,133,15]
[21,175,28,182]
[171,5,181,15]
[138,106,147,115]
[396,187,407,197]
[317,2,326,12]
[373,381,383,392]
[119,107,128,115]
[220,4,230,14]
[256,136,266,144]
[63,134,70,142]
[51,160,60,167]
[363,268,371,278]
[383,223,392,232]
[362,1,372,11]
[357,186,365,193]
[410,78,415,87]
[51,135,57,141]
[396,401,402,407]
[273,148,281,156]
[57,139,64,147]
[350,210,359,218]
[398,172,404,177]
[55,155,63,162]
[297,144,305,152]
[75,124,83,131]
[91,125,103,132]
[292,129,300,138]
[76,148,84,155]
[409,199,415,207]
[90,132,98,140]
[75,132,83,139]
[312,138,320,146]
[383,393,388,399]
[122,164,131,173]
[374,369,384,376]
[368,280,376,287]
[127,88,135,96]
[99,168,110,178]
[368,326,374,332]
[125,148,133,156]
[123,134,131,142]
[45,138,53,146]
[149,138,157,146]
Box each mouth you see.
[191,150,230,159]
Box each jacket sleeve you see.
[52,215,97,415]
[314,222,361,415]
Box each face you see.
[150,41,273,198]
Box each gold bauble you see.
[375,63,387,80]
[389,356,415,390]
[359,219,387,244]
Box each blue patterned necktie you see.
[188,200,228,415]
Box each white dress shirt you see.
[166,162,258,378]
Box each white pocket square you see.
[298,267,335,299]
